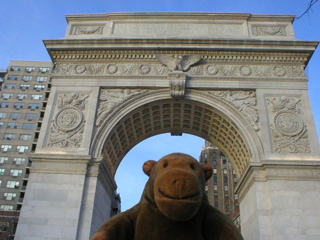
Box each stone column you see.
[15,154,91,240]
[237,161,320,240]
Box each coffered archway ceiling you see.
[101,98,252,178]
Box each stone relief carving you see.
[209,91,259,131]
[47,93,89,148]
[156,55,202,72]
[267,96,310,153]
[71,25,104,35]
[96,89,148,127]
[252,25,286,36]
[53,62,305,79]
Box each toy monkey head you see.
[143,153,213,221]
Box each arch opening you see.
[97,97,255,178]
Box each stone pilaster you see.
[236,161,320,240]
[15,154,91,240]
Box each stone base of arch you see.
[237,161,320,240]
[15,155,320,240]
[15,154,117,240]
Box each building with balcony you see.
[0,60,52,238]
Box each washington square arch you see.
[14,12,320,239]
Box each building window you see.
[13,158,25,165]
[19,134,31,141]
[0,122,3,128]
[0,169,5,175]
[22,76,33,82]
[213,176,217,183]
[221,155,227,164]
[17,94,27,100]
[213,160,217,166]
[28,103,40,110]
[0,112,6,119]
[3,193,17,201]
[7,123,18,129]
[4,83,16,89]
[13,103,24,109]
[36,76,47,82]
[213,168,217,174]
[20,84,30,90]
[224,186,229,191]
[10,169,23,177]
[6,181,19,189]
[34,84,45,90]
[1,205,14,211]
[232,170,236,175]
[212,152,216,158]
[3,133,15,140]
[214,202,218,208]
[234,177,237,183]
[17,146,29,153]
[22,123,34,130]
[223,169,227,174]
[0,221,9,232]
[204,153,207,158]
[25,113,37,120]
[214,185,217,190]
[10,66,21,72]
[31,94,42,100]
[214,193,218,200]
[224,176,228,183]
[1,145,12,152]
[39,67,50,73]
[25,67,35,73]
[234,194,239,200]
[0,157,8,164]
[0,102,9,108]
[1,93,13,99]
[7,75,18,80]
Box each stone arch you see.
[91,89,263,178]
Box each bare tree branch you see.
[294,0,319,21]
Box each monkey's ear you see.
[202,164,213,181]
[143,160,156,176]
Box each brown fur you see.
[91,153,243,240]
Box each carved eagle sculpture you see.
[156,54,202,72]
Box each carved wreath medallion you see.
[47,93,89,149]
[54,107,83,132]
[267,96,310,153]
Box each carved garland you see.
[53,62,305,78]
[267,96,310,153]
[47,93,89,148]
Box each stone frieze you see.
[53,62,305,79]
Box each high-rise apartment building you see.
[199,141,239,221]
[0,60,52,238]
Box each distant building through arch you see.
[13,13,320,240]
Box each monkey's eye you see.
[190,163,195,170]
[163,162,168,168]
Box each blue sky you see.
[1,0,319,211]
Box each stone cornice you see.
[49,50,311,63]
[44,39,318,53]
[235,160,320,201]
[29,153,91,175]
[65,12,295,22]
